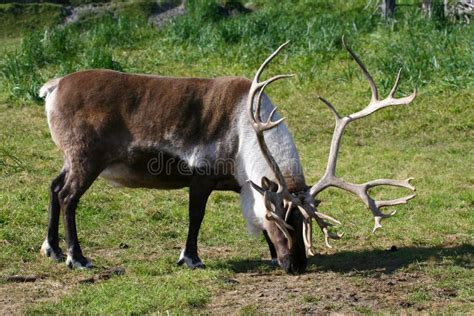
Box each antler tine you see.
[310,37,417,234]
[254,75,294,123]
[248,41,293,126]
[255,81,270,123]
[376,193,416,208]
[263,192,294,248]
[302,218,315,256]
[252,74,294,125]
[297,204,343,252]
[247,179,265,195]
[254,80,289,132]
[389,68,402,98]
[254,41,291,83]
[322,226,344,249]
[342,36,378,103]
[318,96,341,120]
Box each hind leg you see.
[41,170,66,261]
[58,164,102,269]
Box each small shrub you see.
[0,52,44,102]
[82,47,123,71]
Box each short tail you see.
[39,78,61,98]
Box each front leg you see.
[263,230,278,266]
[177,176,215,269]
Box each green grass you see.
[1,0,472,103]
[0,3,64,38]
[31,273,214,314]
[0,0,473,314]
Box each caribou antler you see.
[309,37,417,233]
[246,41,294,198]
[246,42,341,254]
[245,42,298,247]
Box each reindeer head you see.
[247,38,417,274]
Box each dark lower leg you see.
[263,230,278,264]
[59,166,101,268]
[62,197,90,268]
[42,171,66,261]
[63,199,85,261]
[177,176,215,268]
[46,172,65,249]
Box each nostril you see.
[297,263,307,274]
[285,265,297,275]
[280,255,307,275]
[280,256,302,275]
[289,263,298,275]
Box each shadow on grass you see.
[215,244,473,275]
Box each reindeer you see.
[39,39,416,274]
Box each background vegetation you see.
[0,0,472,313]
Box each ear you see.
[261,177,278,192]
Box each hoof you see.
[270,258,279,267]
[176,249,205,269]
[66,255,93,269]
[40,240,64,262]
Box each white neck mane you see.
[235,95,305,234]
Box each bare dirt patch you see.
[0,278,71,315]
[206,244,473,313]
[208,270,431,313]
[0,262,126,315]
[208,266,473,314]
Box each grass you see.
[1,0,472,103]
[0,3,64,38]
[0,0,473,314]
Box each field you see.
[0,0,473,314]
